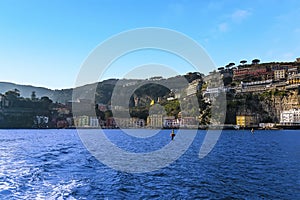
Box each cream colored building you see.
[274,69,286,80]
[74,115,89,127]
[147,114,163,128]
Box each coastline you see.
[0,126,299,130]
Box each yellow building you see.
[236,115,256,127]
[288,74,300,84]
[74,115,89,127]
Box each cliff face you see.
[273,90,300,120]
[225,88,300,124]
[255,89,300,123]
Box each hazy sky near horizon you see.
[1,0,300,89]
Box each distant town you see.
[1,57,300,129]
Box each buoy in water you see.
[170,129,176,140]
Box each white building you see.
[89,116,99,127]
[280,109,300,124]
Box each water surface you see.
[0,129,299,199]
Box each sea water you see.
[0,129,299,199]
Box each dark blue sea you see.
[0,129,299,199]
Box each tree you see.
[31,91,37,100]
[252,59,260,65]
[226,62,235,70]
[40,96,53,109]
[4,89,20,107]
[240,60,247,65]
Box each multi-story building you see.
[287,68,298,77]
[280,109,300,124]
[274,69,286,80]
[240,79,273,92]
[236,115,257,127]
[163,116,179,128]
[147,114,163,128]
[89,116,99,127]
[287,73,300,84]
[233,66,272,82]
[74,115,89,127]
[135,119,145,127]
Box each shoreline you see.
[0,126,299,130]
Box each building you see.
[180,117,198,128]
[280,109,300,125]
[163,116,179,128]
[240,79,273,93]
[287,68,298,77]
[106,117,116,128]
[274,69,286,80]
[203,86,227,102]
[89,116,99,127]
[135,119,145,127]
[147,114,163,128]
[259,123,275,129]
[34,115,49,128]
[114,117,131,128]
[236,115,257,127]
[287,73,300,84]
[233,66,272,82]
[74,115,89,127]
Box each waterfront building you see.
[147,114,163,128]
[163,116,179,128]
[113,117,145,128]
[259,123,275,129]
[280,108,300,125]
[74,115,89,127]
[236,115,257,128]
[89,116,99,127]
[106,117,116,128]
[180,117,198,128]
[114,117,131,128]
[135,118,145,127]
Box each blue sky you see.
[0,0,300,89]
